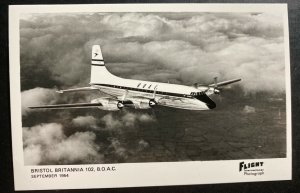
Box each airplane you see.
[29,45,241,111]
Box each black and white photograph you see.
[9,4,291,190]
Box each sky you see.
[20,12,287,165]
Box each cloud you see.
[46,131,102,164]
[121,112,137,127]
[121,112,155,127]
[21,86,98,116]
[23,123,103,165]
[101,114,122,129]
[20,12,285,93]
[23,144,42,165]
[72,115,97,128]
[102,38,285,92]
[137,139,150,151]
[21,87,59,116]
[19,12,287,164]
[23,113,155,165]
[139,114,156,122]
[109,138,128,160]
[243,105,256,113]
[100,112,156,130]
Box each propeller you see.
[212,77,220,94]
[201,77,220,95]
[193,77,241,96]
[117,90,128,109]
[149,86,158,107]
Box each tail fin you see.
[91,45,104,66]
[90,45,119,84]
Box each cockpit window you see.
[191,92,205,96]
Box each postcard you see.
[9,3,291,190]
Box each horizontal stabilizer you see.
[209,78,241,87]
[56,87,98,94]
[29,102,102,109]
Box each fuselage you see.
[89,45,216,111]
[90,72,216,110]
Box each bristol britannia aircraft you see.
[29,45,241,111]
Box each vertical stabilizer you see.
[91,45,104,66]
[90,45,119,84]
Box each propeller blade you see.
[121,90,128,101]
[152,86,157,99]
[214,77,218,88]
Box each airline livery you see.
[29,45,241,111]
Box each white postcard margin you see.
[9,4,291,191]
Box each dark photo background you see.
[20,11,287,165]
[1,0,300,192]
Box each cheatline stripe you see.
[91,63,105,66]
[93,84,193,98]
[92,59,104,61]
[93,83,186,97]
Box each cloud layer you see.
[20,12,286,93]
[23,123,103,165]
[23,111,156,165]
[72,115,98,128]
[21,87,59,115]
[19,12,287,165]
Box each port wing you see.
[29,103,102,109]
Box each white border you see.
[9,4,291,191]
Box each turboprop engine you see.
[194,77,221,96]
[132,98,157,109]
[205,87,220,95]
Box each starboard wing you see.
[208,78,241,87]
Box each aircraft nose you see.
[206,102,216,109]
[194,93,216,110]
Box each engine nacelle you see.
[91,98,158,110]
[203,87,220,95]
[132,98,157,109]
[91,98,120,111]
[214,89,220,94]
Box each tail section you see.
[91,45,104,66]
[90,45,119,84]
